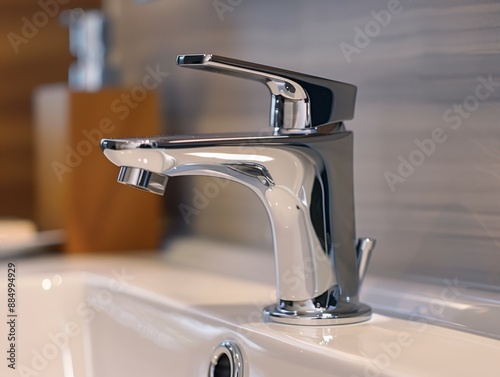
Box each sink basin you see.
[4,238,500,376]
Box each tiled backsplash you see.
[104,0,500,288]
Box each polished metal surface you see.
[264,302,372,326]
[265,237,375,325]
[177,54,356,134]
[209,341,244,377]
[356,237,376,285]
[101,54,375,325]
[63,9,108,91]
[117,166,168,195]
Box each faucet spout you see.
[117,167,168,195]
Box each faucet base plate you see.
[263,303,372,326]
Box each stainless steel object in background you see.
[61,9,119,91]
[101,54,376,325]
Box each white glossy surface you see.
[2,239,499,376]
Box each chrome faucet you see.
[101,54,376,325]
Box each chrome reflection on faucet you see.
[101,54,376,325]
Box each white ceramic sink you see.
[2,238,500,377]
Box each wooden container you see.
[34,85,164,253]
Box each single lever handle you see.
[177,54,357,134]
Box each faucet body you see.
[101,54,375,325]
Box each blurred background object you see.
[34,85,163,253]
[32,5,163,253]
[0,0,101,220]
[1,0,165,253]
